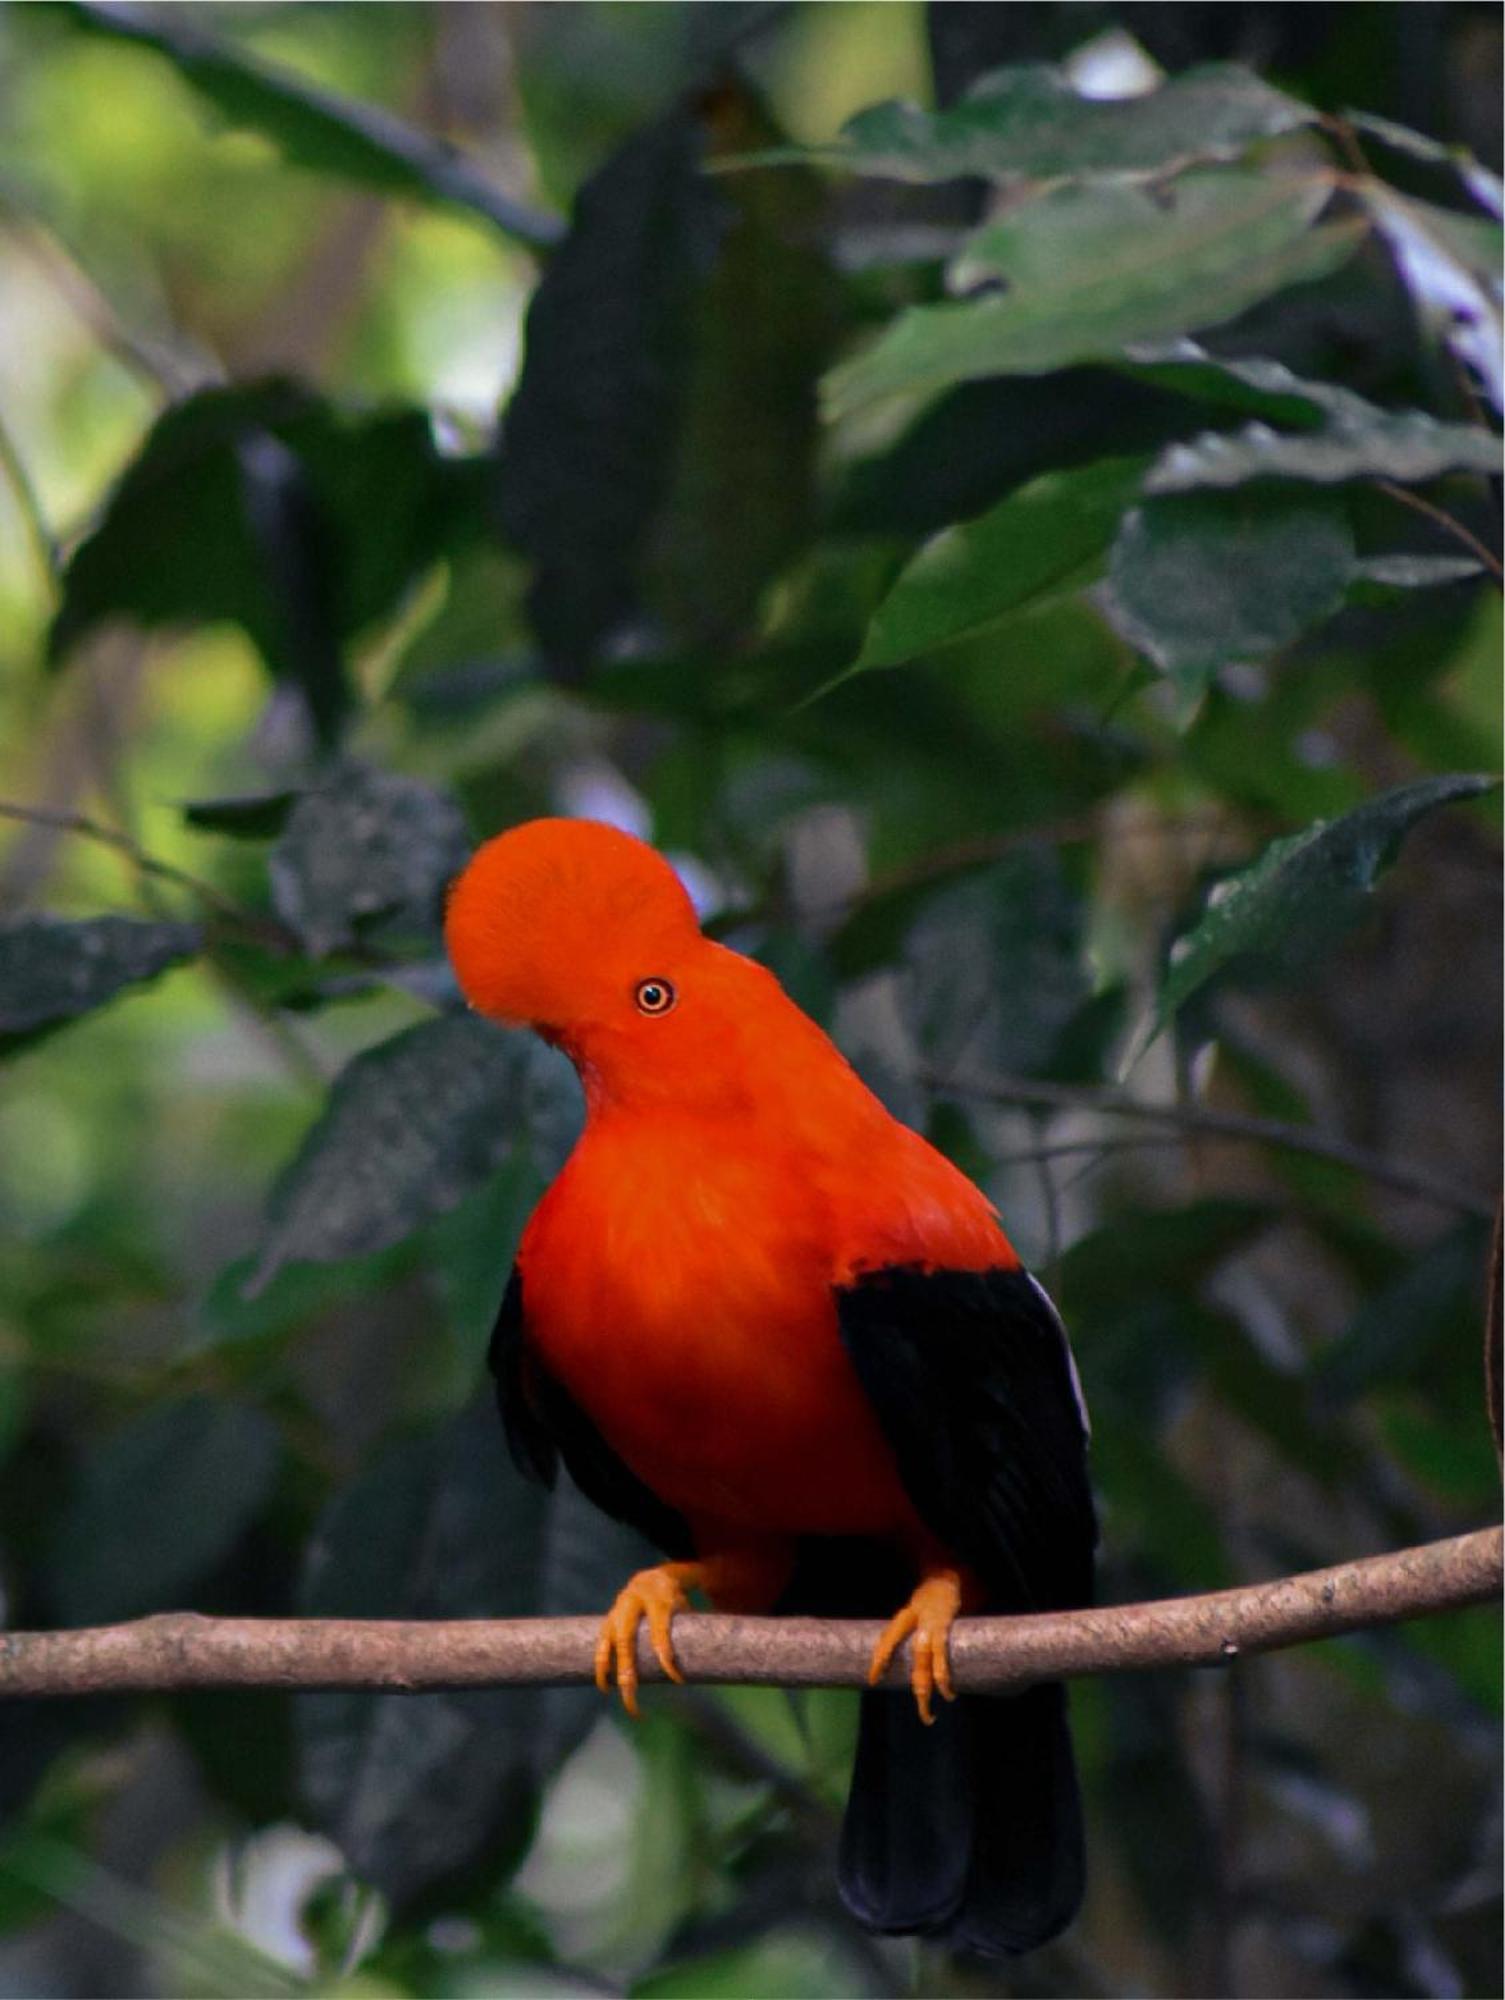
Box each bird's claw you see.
[868,1572,962,1726]
[594,1565,691,1717]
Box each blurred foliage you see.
[0,4,1500,1997]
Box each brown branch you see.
[1,1528,1496,1702]
[925,1064,1496,1220]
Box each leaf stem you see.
[1374,478,1504,588]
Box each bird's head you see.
[445,818,733,1097]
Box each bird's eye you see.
[634,978,676,1016]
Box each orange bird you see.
[445,818,1096,1954]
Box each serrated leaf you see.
[0,915,200,1057]
[1103,488,1356,695]
[53,0,563,247]
[836,456,1147,684]
[47,1396,281,1626]
[267,761,469,957]
[249,1016,577,1295]
[824,169,1362,423]
[51,382,479,748]
[1151,773,1498,1035]
[820,61,1315,185]
[298,1401,646,1902]
[1146,405,1499,492]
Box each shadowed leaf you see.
[298,1401,646,1903]
[249,1016,577,1295]
[1103,488,1356,694]
[267,762,469,957]
[0,915,200,1057]
[46,1396,281,1626]
[1151,773,1498,1035]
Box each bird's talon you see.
[868,1572,963,1724]
[595,1566,692,1715]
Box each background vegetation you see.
[0,4,1499,1996]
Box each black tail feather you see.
[837,1681,1085,1957]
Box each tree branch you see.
[2,1528,1496,1701]
[924,1064,1496,1220]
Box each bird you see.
[444,816,1097,1955]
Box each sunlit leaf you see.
[837,456,1146,683]
[53,0,564,247]
[1146,404,1499,491]
[817,61,1315,185]
[0,915,200,1058]
[824,170,1362,422]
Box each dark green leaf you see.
[249,1017,577,1295]
[1103,488,1356,694]
[54,0,564,247]
[1312,1223,1488,1409]
[646,84,842,650]
[497,105,721,676]
[46,1396,281,1626]
[823,61,1315,184]
[267,761,469,957]
[182,790,302,839]
[903,849,1092,1079]
[298,1401,645,1902]
[51,381,478,746]
[0,915,200,1057]
[1151,773,1498,1034]
[824,171,1363,422]
[837,456,1147,683]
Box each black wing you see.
[836,1263,1096,1612]
[487,1266,692,1558]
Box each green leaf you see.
[298,1402,647,1903]
[51,382,480,748]
[267,761,469,957]
[824,169,1363,422]
[1151,773,1498,1035]
[1312,1223,1488,1409]
[1146,406,1500,492]
[53,0,564,247]
[1103,488,1356,695]
[497,106,721,675]
[822,61,1316,185]
[837,456,1147,682]
[181,791,301,839]
[0,915,200,1057]
[249,1017,577,1295]
[46,1396,281,1626]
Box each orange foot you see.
[868,1570,964,1726]
[594,1563,699,1719]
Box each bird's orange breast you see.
[518,1114,922,1538]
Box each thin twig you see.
[0,1528,1496,1700]
[0,798,285,938]
[1374,478,1504,588]
[0,411,60,586]
[926,1064,1495,1219]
